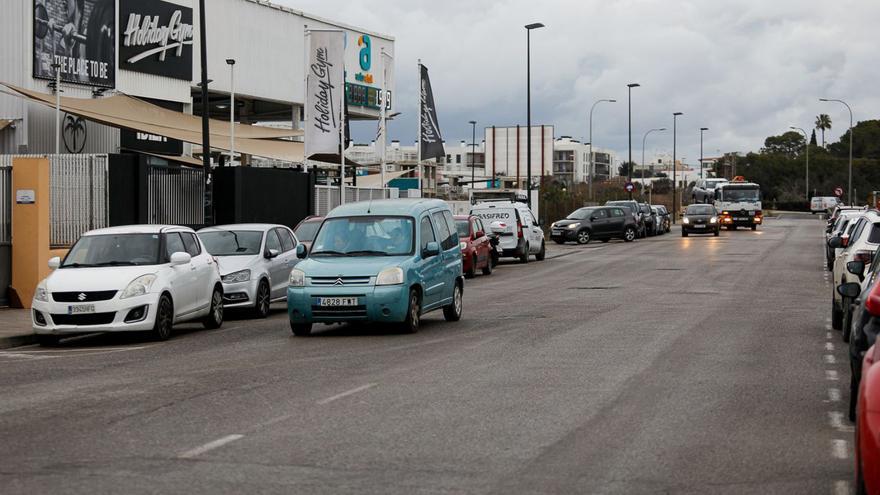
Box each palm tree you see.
[815,114,832,148]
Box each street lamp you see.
[524,22,545,209]
[641,127,666,180]
[672,112,683,224]
[699,127,709,179]
[588,98,616,200]
[469,120,477,189]
[790,126,810,201]
[820,98,853,205]
[226,58,235,167]
[627,83,640,198]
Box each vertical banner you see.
[305,30,345,158]
[378,50,394,187]
[419,64,445,161]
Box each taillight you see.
[854,250,874,264]
[517,220,523,238]
[866,284,880,317]
[841,236,850,248]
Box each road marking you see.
[826,370,839,381]
[826,342,835,351]
[828,388,841,402]
[828,411,846,429]
[824,354,837,364]
[317,383,377,405]
[830,439,848,459]
[178,434,244,459]
[827,332,833,339]
[826,324,832,330]
[833,480,850,495]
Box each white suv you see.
[831,211,880,333]
[470,200,545,263]
[32,225,224,345]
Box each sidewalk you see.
[0,308,36,349]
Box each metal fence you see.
[314,185,398,216]
[146,165,205,226]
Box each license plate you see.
[734,217,747,221]
[68,304,95,314]
[552,230,562,235]
[317,297,358,307]
[693,224,706,229]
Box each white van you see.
[811,196,840,214]
[470,201,545,263]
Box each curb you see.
[0,333,37,350]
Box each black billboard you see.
[119,0,194,81]
[32,0,116,87]
[120,98,184,155]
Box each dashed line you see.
[833,480,851,495]
[828,411,845,429]
[827,331,833,339]
[828,388,841,402]
[316,383,377,405]
[178,434,244,459]
[826,370,839,381]
[830,439,848,459]
[824,354,837,364]
[826,342,835,351]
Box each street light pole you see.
[588,98,616,201]
[226,59,235,166]
[699,127,709,180]
[469,120,477,190]
[641,127,666,178]
[672,112,683,224]
[53,63,61,154]
[626,83,640,199]
[198,0,213,224]
[790,126,810,201]
[820,98,853,205]
[525,22,544,209]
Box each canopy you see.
[348,169,411,188]
[0,119,12,131]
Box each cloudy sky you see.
[279,0,879,165]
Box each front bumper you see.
[287,284,410,324]
[31,293,160,334]
[683,223,719,233]
[720,214,762,226]
[550,229,578,242]
[221,279,258,309]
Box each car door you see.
[435,210,460,304]
[181,231,214,313]
[524,209,542,253]
[165,232,197,316]
[419,214,444,310]
[591,208,611,236]
[272,227,298,299]
[472,217,488,265]
[263,228,288,299]
[608,207,626,235]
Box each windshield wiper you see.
[310,250,348,256]
[93,261,138,266]
[61,262,95,268]
[346,250,392,256]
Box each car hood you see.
[45,265,160,292]
[554,219,583,227]
[297,255,411,278]
[685,214,715,221]
[215,255,259,276]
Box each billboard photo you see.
[33,0,116,87]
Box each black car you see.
[681,204,720,237]
[550,206,638,244]
[606,200,646,238]
[639,203,656,236]
[653,204,671,233]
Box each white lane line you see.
[829,411,845,429]
[178,434,244,459]
[827,332,833,339]
[826,370,839,381]
[833,480,851,495]
[824,354,837,364]
[829,388,841,402]
[316,383,377,405]
[826,324,832,331]
[831,439,849,459]
[826,342,835,351]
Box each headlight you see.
[459,241,468,250]
[682,217,690,224]
[34,282,49,302]
[376,267,404,286]
[289,269,305,287]
[550,222,556,228]
[567,222,580,229]
[121,274,157,299]
[710,216,718,224]
[221,269,251,283]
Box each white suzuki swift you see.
[31,225,224,345]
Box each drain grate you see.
[569,286,619,290]
[655,268,684,271]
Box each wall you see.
[484,126,555,180]
[213,166,314,228]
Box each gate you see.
[0,165,10,305]
[313,185,398,216]
[145,164,205,226]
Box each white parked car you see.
[692,178,729,204]
[198,224,301,318]
[470,200,545,263]
[31,225,224,345]
[811,196,841,215]
[831,210,880,335]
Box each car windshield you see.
[294,220,321,242]
[455,220,471,238]
[198,230,263,256]
[687,205,715,215]
[707,180,727,188]
[567,208,595,220]
[721,187,760,202]
[62,233,162,267]
[311,216,414,256]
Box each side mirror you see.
[474,231,485,239]
[296,244,307,259]
[837,282,861,299]
[847,260,866,279]
[48,257,61,269]
[590,215,597,221]
[265,248,280,259]
[828,236,842,248]
[170,252,192,266]
[423,241,440,257]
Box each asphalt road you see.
[0,215,855,494]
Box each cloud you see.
[279,0,880,165]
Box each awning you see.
[2,83,305,163]
[1,83,301,139]
[0,119,12,131]
[126,150,205,167]
[347,169,411,188]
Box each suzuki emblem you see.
[77,293,87,301]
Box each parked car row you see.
[824,203,880,494]
[549,201,671,245]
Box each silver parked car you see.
[198,224,301,318]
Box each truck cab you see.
[714,178,762,230]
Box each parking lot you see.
[0,214,856,494]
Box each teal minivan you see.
[287,199,464,335]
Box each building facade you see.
[552,136,616,186]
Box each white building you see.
[484,125,554,189]
[552,136,616,186]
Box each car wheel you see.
[290,322,312,336]
[253,279,271,319]
[519,244,530,264]
[576,230,591,245]
[402,288,421,333]
[481,256,493,275]
[624,227,636,242]
[443,282,463,322]
[36,334,60,347]
[842,301,853,342]
[535,241,546,261]
[465,255,477,279]
[152,294,174,341]
[202,286,224,329]
[490,250,499,268]
[831,299,843,330]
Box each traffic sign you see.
[624,182,635,193]
[834,186,844,197]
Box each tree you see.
[810,129,817,146]
[828,119,880,160]
[815,114,832,147]
[761,131,804,157]
[618,161,637,177]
